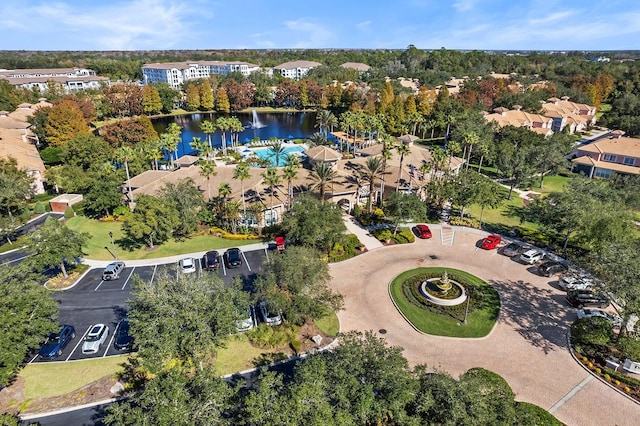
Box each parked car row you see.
[38,319,134,360]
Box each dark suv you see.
[202,250,220,271]
[537,261,568,277]
[566,290,609,309]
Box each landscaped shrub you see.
[391,228,415,244]
[377,229,392,242]
[247,324,291,348]
[209,226,261,240]
[113,205,131,220]
[449,216,480,228]
[33,201,45,214]
[329,234,364,262]
[64,205,75,219]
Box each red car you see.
[416,224,432,239]
[481,234,502,250]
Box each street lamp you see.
[109,231,118,260]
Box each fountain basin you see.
[420,278,467,306]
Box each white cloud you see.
[0,0,201,50]
[357,20,372,30]
[283,18,334,48]
[453,0,477,12]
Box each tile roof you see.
[340,62,371,72]
[572,155,640,175]
[576,136,640,158]
[274,60,322,69]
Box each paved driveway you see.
[329,229,639,426]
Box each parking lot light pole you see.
[109,231,118,260]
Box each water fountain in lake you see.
[250,110,266,129]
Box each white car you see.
[82,324,109,354]
[577,309,622,327]
[236,306,255,333]
[179,257,197,274]
[519,249,545,265]
[559,275,593,291]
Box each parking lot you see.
[31,247,270,363]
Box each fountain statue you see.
[436,271,452,294]
[250,110,266,129]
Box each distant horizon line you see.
[0,48,638,53]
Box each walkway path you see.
[328,228,638,426]
[342,214,384,251]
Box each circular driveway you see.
[329,229,639,426]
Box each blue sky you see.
[0,0,638,51]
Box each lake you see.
[153,111,317,158]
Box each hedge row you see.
[209,227,262,240]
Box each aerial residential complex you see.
[0,67,110,92]
[272,60,322,79]
[142,60,262,88]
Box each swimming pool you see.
[248,145,306,167]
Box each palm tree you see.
[269,140,287,167]
[115,146,136,209]
[160,132,177,169]
[190,137,207,156]
[224,200,242,234]
[228,117,244,150]
[200,119,216,149]
[199,159,217,201]
[233,162,251,221]
[140,138,163,170]
[308,132,330,147]
[218,182,232,201]
[261,167,281,225]
[423,119,437,139]
[361,156,384,212]
[462,131,479,170]
[216,116,230,156]
[316,110,337,137]
[395,143,411,191]
[282,161,300,209]
[166,122,182,165]
[379,146,393,196]
[309,161,337,203]
[428,145,448,181]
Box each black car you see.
[114,320,134,351]
[39,325,75,359]
[566,290,609,309]
[537,261,568,277]
[202,250,221,271]
[224,248,242,268]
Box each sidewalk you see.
[342,214,384,251]
[81,241,271,268]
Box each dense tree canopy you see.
[0,266,58,386]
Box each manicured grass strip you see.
[314,311,340,337]
[66,216,258,261]
[389,267,500,338]
[215,334,278,375]
[0,235,27,254]
[20,355,127,401]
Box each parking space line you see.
[150,264,157,283]
[221,259,227,276]
[6,254,32,264]
[94,280,106,291]
[66,326,92,361]
[263,247,270,262]
[28,354,39,364]
[103,326,117,358]
[121,267,136,290]
[242,251,251,272]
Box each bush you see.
[391,228,415,244]
[64,205,75,219]
[113,205,130,219]
[571,317,614,346]
[377,229,392,242]
[33,201,46,214]
[290,339,302,354]
[247,324,290,348]
[449,216,480,228]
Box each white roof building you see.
[142,61,261,88]
[273,60,322,80]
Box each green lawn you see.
[530,174,570,194]
[20,355,127,403]
[215,334,280,375]
[314,311,340,337]
[66,216,260,260]
[389,267,500,338]
[596,103,611,119]
[0,235,27,254]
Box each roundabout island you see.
[390,267,500,338]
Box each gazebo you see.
[306,145,342,169]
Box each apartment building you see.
[273,60,322,80]
[142,61,261,88]
[572,131,640,178]
[0,67,109,92]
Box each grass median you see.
[20,355,127,401]
[66,216,259,261]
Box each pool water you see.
[250,145,306,167]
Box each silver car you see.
[519,249,544,265]
[82,324,109,354]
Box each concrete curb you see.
[20,397,119,421]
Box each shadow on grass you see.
[490,279,573,354]
[252,352,288,368]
